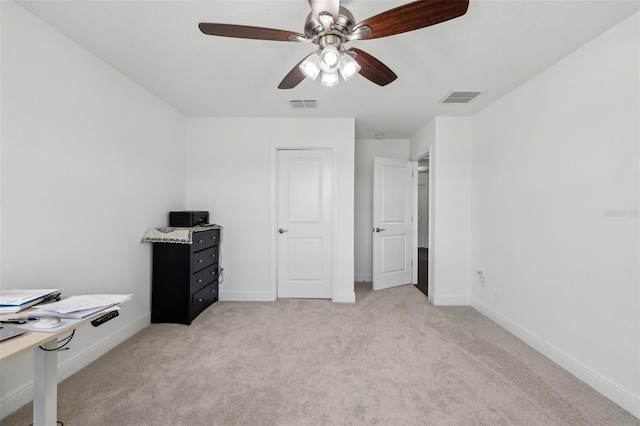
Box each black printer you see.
[169,211,209,227]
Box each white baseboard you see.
[432,294,470,306]
[471,298,640,419]
[0,313,150,420]
[220,291,356,303]
[333,292,356,303]
[219,291,272,302]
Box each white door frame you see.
[417,184,428,248]
[413,149,435,303]
[270,146,338,301]
[412,161,419,284]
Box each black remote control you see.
[91,310,119,327]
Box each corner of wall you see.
[333,291,356,303]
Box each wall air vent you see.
[289,99,318,109]
[439,90,483,104]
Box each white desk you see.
[0,298,130,426]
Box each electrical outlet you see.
[476,270,485,287]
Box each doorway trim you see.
[413,149,435,304]
[270,146,339,301]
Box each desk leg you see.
[33,339,57,426]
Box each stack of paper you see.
[0,289,61,313]
[32,294,132,319]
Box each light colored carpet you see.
[3,283,639,425]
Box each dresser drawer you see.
[192,282,218,319]
[192,246,217,272]
[192,264,218,292]
[191,229,219,252]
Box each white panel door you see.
[277,149,332,298]
[373,156,414,291]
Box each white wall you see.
[354,139,410,282]
[470,12,640,417]
[185,118,355,303]
[410,117,472,305]
[432,118,472,305]
[1,1,187,418]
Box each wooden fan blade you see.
[353,0,469,40]
[349,48,397,86]
[308,0,340,21]
[199,23,305,42]
[278,55,311,89]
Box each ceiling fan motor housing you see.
[304,6,356,47]
[319,34,342,50]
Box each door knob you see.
[278,228,288,234]
[375,227,386,233]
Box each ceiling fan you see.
[199,0,469,89]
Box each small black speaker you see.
[169,211,209,227]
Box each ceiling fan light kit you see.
[199,0,469,89]
[321,70,340,87]
[319,44,340,71]
[299,46,361,86]
[300,53,322,80]
[338,53,360,82]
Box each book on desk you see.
[0,289,61,313]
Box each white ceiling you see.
[16,0,640,139]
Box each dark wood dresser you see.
[150,226,220,324]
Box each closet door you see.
[277,149,333,299]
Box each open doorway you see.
[416,155,429,297]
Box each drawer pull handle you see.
[198,239,203,243]
[197,279,202,283]
[197,298,203,302]
[211,289,216,293]
[198,259,203,263]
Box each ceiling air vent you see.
[439,90,483,104]
[289,99,318,109]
